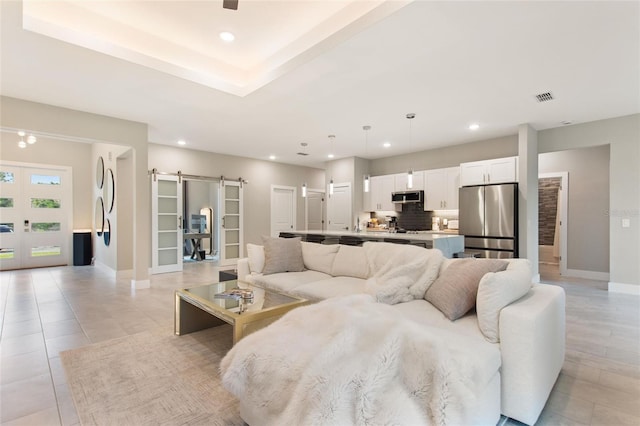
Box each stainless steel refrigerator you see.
[458,183,518,258]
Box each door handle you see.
[222,216,226,228]
[178,216,182,229]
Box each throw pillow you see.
[476,259,533,343]
[246,243,265,274]
[301,242,340,275]
[331,245,369,279]
[261,236,305,275]
[425,258,508,321]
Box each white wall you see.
[539,145,610,275]
[1,96,150,286]
[0,131,92,230]
[148,143,324,245]
[539,114,639,289]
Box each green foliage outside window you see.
[0,198,14,208]
[31,198,61,208]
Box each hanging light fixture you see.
[328,135,335,196]
[16,130,36,149]
[300,143,308,197]
[363,125,371,193]
[406,113,416,189]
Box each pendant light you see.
[363,125,371,193]
[406,113,416,189]
[328,135,335,196]
[300,143,308,197]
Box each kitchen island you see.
[285,230,464,258]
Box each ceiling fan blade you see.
[223,0,238,10]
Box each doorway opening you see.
[182,178,220,265]
[538,172,568,281]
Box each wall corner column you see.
[518,124,539,279]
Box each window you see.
[0,248,15,259]
[31,174,61,185]
[0,198,14,208]
[31,246,61,257]
[0,171,14,183]
[31,222,60,232]
[31,198,61,208]
[0,223,14,232]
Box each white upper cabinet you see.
[395,171,424,191]
[460,156,517,186]
[367,175,400,212]
[424,166,460,210]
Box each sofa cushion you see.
[247,243,265,274]
[476,259,533,343]
[261,236,305,275]
[425,259,508,321]
[331,245,369,279]
[291,277,369,303]
[301,242,340,275]
[252,270,332,295]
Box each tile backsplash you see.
[398,202,433,230]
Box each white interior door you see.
[327,182,351,231]
[151,174,183,274]
[306,190,324,231]
[220,180,243,266]
[271,186,296,237]
[0,163,72,270]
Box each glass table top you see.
[181,280,303,315]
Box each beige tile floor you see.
[0,261,638,425]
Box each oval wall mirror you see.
[103,219,111,246]
[105,168,115,213]
[95,197,104,236]
[96,156,105,189]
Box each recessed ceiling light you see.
[469,123,480,131]
[219,32,235,42]
[18,130,26,137]
[327,154,334,159]
[383,142,391,148]
[27,135,37,144]
[269,155,276,160]
[177,139,186,145]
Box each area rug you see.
[61,325,244,426]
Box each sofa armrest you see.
[499,284,566,425]
[237,258,251,283]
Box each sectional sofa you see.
[229,238,565,425]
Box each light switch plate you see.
[622,218,630,228]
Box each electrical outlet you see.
[622,218,630,228]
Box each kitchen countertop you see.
[289,230,461,242]
[288,230,464,258]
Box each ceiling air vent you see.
[296,152,309,156]
[535,92,554,102]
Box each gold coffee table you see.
[175,280,308,344]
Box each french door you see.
[220,179,243,266]
[151,174,183,273]
[0,162,72,270]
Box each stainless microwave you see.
[391,190,423,204]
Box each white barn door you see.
[151,173,183,274]
[220,179,244,266]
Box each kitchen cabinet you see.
[460,156,517,186]
[366,175,400,211]
[395,171,424,191]
[424,166,460,210]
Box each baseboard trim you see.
[565,269,610,281]
[131,279,150,290]
[608,282,640,295]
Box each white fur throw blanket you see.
[363,243,444,304]
[220,295,476,426]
